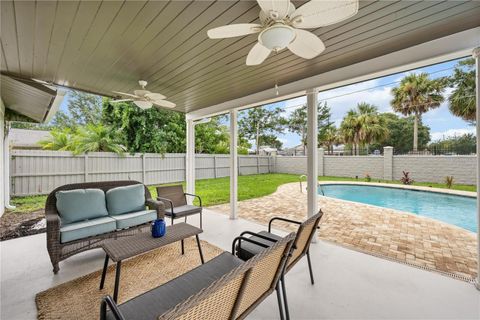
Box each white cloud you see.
[430,128,476,141]
[318,79,393,124]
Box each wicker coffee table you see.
[99,222,204,302]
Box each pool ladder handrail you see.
[299,175,325,195]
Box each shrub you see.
[445,176,454,189]
[400,171,414,185]
[365,173,371,182]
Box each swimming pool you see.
[319,184,477,233]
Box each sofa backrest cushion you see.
[106,184,146,215]
[56,188,108,224]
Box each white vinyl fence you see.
[10,150,274,196]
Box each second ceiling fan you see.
[207,0,359,66]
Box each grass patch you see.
[148,173,300,207]
[8,173,476,214]
[9,195,47,214]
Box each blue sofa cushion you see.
[56,189,108,224]
[106,184,146,215]
[111,210,157,229]
[60,217,116,243]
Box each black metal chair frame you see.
[157,192,203,229]
[234,211,323,320]
[157,187,203,256]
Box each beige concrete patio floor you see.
[210,182,478,280]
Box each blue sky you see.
[57,58,473,149]
[253,57,474,148]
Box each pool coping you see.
[318,181,476,198]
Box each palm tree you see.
[340,103,388,155]
[340,109,361,155]
[72,123,126,155]
[448,58,476,123]
[356,103,389,152]
[321,126,338,154]
[39,128,73,151]
[391,73,445,151]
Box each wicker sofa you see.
[46,180,165,274]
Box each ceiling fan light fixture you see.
[134,89,149,97]
[259,24,295,51]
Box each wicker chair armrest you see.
[146,198,165,219]
[231,236,270,255]
[156,196,174,213]
[184,193,202,207]
[46,211,61,244]
[100,295,126,320]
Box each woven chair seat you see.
[236,231,282,261]
[165,205,201,218]
[106,252,242,320]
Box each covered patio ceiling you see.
[1,0,480,114]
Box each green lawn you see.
[7,173,476,214]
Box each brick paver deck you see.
[210,182,477,280]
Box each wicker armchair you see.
[101,232,296,320]
[46,180,164,274]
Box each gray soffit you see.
[1,0,480,114]
[0,74,56,122]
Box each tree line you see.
[30,58,475,155]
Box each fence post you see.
[142,153,146,184]
[84,153,89,182]
[213,155,217,178]
[383,146,394,181]
[256,156,260,174]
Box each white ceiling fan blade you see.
[112,91,141,99]
[257,0,294,19]
[291,0,359,29]
[287,29,325,59]
[145,92,166,100]
[110,99,133,103]
[152,100,176,109]
[246,43,271,66]
[207,24,262,39]
[134,100,153,110]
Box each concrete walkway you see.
[210,182,478,280]
[1,210,479,319]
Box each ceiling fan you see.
[207,0,358,66]
[111,80,176,109]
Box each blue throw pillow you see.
[56,189,108,224]
[106,184,146,215]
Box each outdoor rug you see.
[36,238,223,320]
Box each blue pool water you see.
[319,184,477,232]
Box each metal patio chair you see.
[234,210,324,319]
[156,185,203,229]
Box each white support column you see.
[473,47,480,290]
[229,109,238,220]
[306,88,318,222]
[186,119,195,203]
[3,122,15,211]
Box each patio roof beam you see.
[306,88,319,242]
[474,47,480,291]
[230,109,238,219]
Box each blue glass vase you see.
[151,219,166,238]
